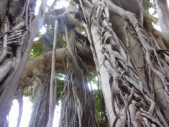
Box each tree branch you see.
[21,48,95,84]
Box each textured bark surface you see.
[59,50,98,127]
[21,15,96,126]
[0,0,46,125]
[28,73,50,127]
[1,0,169,127]
[21,0,169,126]
[76,0,169,126]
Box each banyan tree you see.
[1,0,169,127]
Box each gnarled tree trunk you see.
[59,49,98,127]
[28,73,50,127]
[0,0,47,125]
[76,0,169,126]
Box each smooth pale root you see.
[91,24,116,126]
[47,20,58,127]
[156,0,169,48]
[21,48,65,84]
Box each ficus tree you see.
[1,0,169,127]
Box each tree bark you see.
[47,20,58,127]
[28,73,50,127]
[59,50,98,127]
[0,0,47,125]
[77,0,169,126]
[25,0,169,126]
[156,0,169,48]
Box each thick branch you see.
[21,48,95,84]
[21,48,65,83]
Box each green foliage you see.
[87,72,107,125]
[76,27,85,35]
[148,14,158,24]
[69,0,76,7]
[29,35,66,60]
[93,89,106,125]
[23,86,33,96]
[23,86,33,101]
[143,0,159,24]
[22,73,65,104]
[87,72,99,83]
[143,0,155,11]
[29,43,44,59]
[56,38,66,48]
[55,73,65,105]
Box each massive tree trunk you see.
[0,0,47,126]
[74,0,169,126]
[28,73,50,127]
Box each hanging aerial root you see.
[59,50,98,127]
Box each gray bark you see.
[78,0,169,126]
[156,0,169,47]
[0,0,47,125]
[29,73,50,127]
[59,50,98,127]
